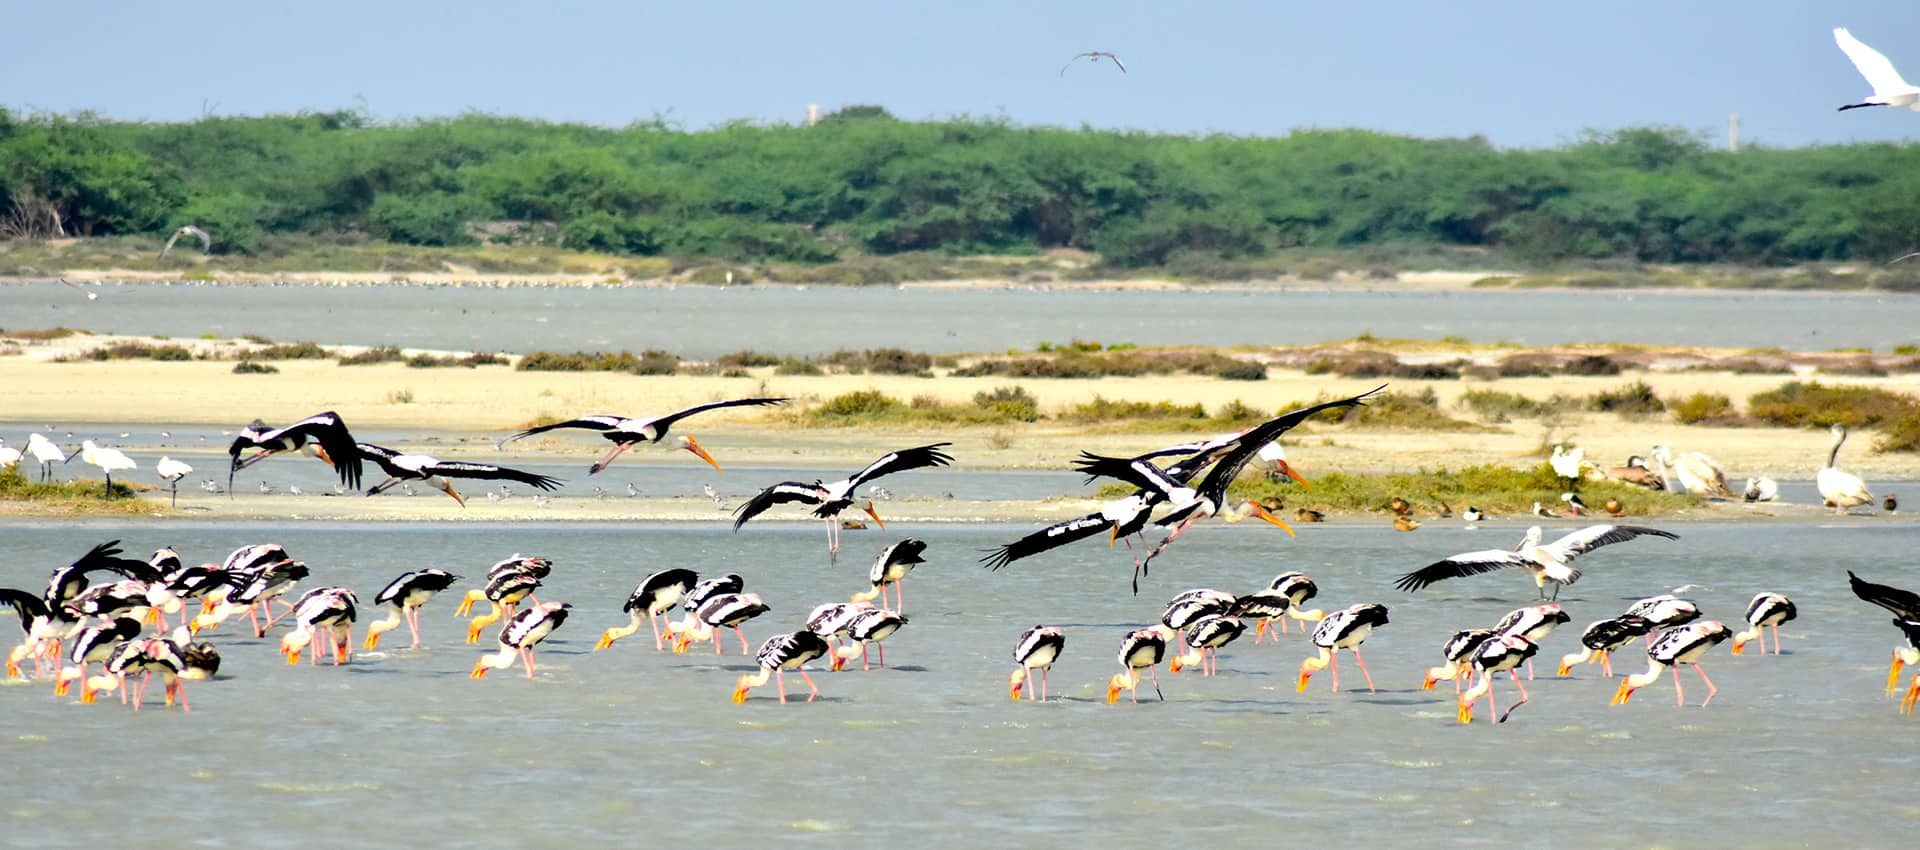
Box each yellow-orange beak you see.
[831,654,847,672]
[1556,662,1573,677]
[672,633,692,654]
[1169,654,1185,673]
[1275,460,1311,490]
[1252,504,1296,538]
[363,632,382,651]
[1009,679,1023,701]
[684,436,722,474]
[441,481,466,508]
[465,622,485,644]
[470,659,489,679]
[863,502,885,530]
[313,445,335,468]
[1903,679,1920,715]
[285,650,301,665]
[1421,672,1439,691]
[1109,524,1119,548]
[454,589,483,617]
[1296,669,1313,692]
[143,608,159,625]
[1106,679,1123,704]
[594,629,618,652]
[1611,680,1635,705]
[1457,701,1474,724]
[732,676,752,704]
[1888,656,1906,698]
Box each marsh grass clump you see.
[1323,388,1491,432]
[232,360,278,374]
[338,345,406,365]
[1459,389,1546,422]
[1748,381,1919,428]
[1669,391,1738,425]
[2,327,88,341]
[717,350,782,369]
[61,341,196,361]
[0,466,149,512]
[1061,396,1207,425]
[515,349,680,375]
[972,386,1040,422]
[1876,415,1920,453]
[1222,464,1698,516]
[251,341,333,360]
[1586,381,1665,417]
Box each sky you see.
[11,0,1920,149]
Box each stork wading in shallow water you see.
[667,592,770,655]
[852,539,927,613]
[1492,604,1569,680]
[499,397,789,475]
[1557,615,1655,678]
[733,630,831,704]
[348,443,561,506]
[1256,572,1326,638]
[226,412,363,494]
[456,563,545,645]
[1458,635,1539,724]
[1107,625,1174,704]
[1169,614,1245,677]
[1297,603,1390,694]
[1612,621,1732,708]
[1622,595,1702,646]
[733,443,954,565]
[1010,625,1065,701]
[830,608,908,671]
[471,602,571,679]
[1732,593,1797,657]
[280,587,358,666]
[1423,628,1496,693]
[1393,524,1680,600]
[596,568,699,652]
[364,569,461,650]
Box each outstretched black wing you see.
[0,588,50,635]
[1850,571,1920,620]
[1187,386,1386,503]
[72,539,162,583]
[1072,452,1188,497]
[500,415,629,444]
[731,482,826,530]
[272,411,363,489]
[647,397,791,433]
[352,442,405,477]
[980,512,1113,571]
[1392,549,1532,593]
[425,460,563,491]
[846,443,954,489]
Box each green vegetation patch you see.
[1747,381,1919,428]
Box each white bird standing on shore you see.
[68,440,137,495]
[1835,28,1920,112]
[1817,424,1873,515]
[25,434,65,482]
[0,440,20,472]
[155,456,193,507]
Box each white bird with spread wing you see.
[161,225,213,257]
[1835,28,1920,112]
[1395,524,1680,600]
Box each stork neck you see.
[1827,429,1845,470]
[1627,660,1667,690]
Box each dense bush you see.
[1587,381,1665,416]
[1670,391,1737,424]
[1748,381,1918,427]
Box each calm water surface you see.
[2,519,1914,848]
[5,281,1916,356]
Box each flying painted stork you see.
[1394,524,1680,600]
[499,397,789,474]
[733,443,954,564]
[1010,625,1065,701]
[351,442,561,506]
[365,569,462,650]
[1732,592,1796,656]
[226,411,363,493]
[471,601,571,679]
[733,630,832,704]
[595,568,699,651]
[1611,621,1732,707]
[1847,571,1920,699]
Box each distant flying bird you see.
[1834,28,1920,112]
[353,442,562,507]
[732,442,954,564]
[56,278,98,301]
[498,397,788,475]
[161,225,213,257]
[1061,51,1126,76]
[1394,524,1681,600]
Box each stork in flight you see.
[1061,51,1127,76]
[732,443,953,564]
[499,397,788,475]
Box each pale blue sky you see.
[12,1,1920,148]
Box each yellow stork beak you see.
[682,436,722,473]
[1611,680,1635,705]
[312,445,335,469]
[863,502,885,530]
[732,678,752,704]
[1457,700,1474,724]
[1251,503,1297,538]
[1275,460,1311,490]
[363,632,382,651]
[470,659,490,679]
[440,480,466,507]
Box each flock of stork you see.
[5,384,1920,724]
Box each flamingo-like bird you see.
[351,443,561,506]
[1458,635,1539,724]
[227,412,363,493]
[1423,628,1497,693]
[364,569,462,650]
[1611,621,1732,707]
[1107,625,1174,704]
[1060,51,1126,75]
[1169,614,1245,676]
[1297,603,1390,694]
[595,568,699,651]
[1835,28,1920,112]
[853,539,927,612]
[830,608,908,671]
[733,443,954,564]
[732,630,832,704]
[154,456,192,507]
[500,398,789,475]
[1492,604,1570,680]
[1557,615,1655,677]
[667,592,770,655]
[1732,593,1797,656]
[471,601,571,679]
[25,433,66,482]
[1394,524,1680,600]
[281,587,358,666]
[1846,571,1920,698]
[1010,625,1065,701]
[1817,424,1874,515]
[66,441,136,496]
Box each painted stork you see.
[1394,524,1679,600]
[1458,635,1539,724]
[853,538,928,612]
[1010,625,1065,701]
[226,411,363,493]
[1169,614,1245,676]
[88,637,190,711]
[1611,621,1732,707]
[1492,604,1570,680]
[471,601,571,679]
[595,568,699,651]
[1732,592,1797,656]
[53,617,141,698]
[682,574,744,613]
[733,443,954,564]
[1623,595,1702,643]
[1423,628,1496,693]
[1297,603,1390,694]
[1107,625,1174,704]
[830,608,908,671]
[733,630,832,704]
[365,569,462,650]
[281,587,358,666]
[667,592,770,655]
[1846,571,1920,698]
[499,397,789,475]
[342,443,560,506]
[1557,615,1655,677]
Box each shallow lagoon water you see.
[2,519,1915,848]
[6,281,1918,355]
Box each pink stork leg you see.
[775,670,788,704]
[1692,663,1718,707]
[1484,672,1497,725]
[1040,666,1050,701]
[1600,650,1614,678]
[1499,672,1531,723]
[648,611,665,651]
[1670,665,1685,707]
[406,606,422,649]
[1350,650,1377,694]
[521,646,537,678]
[733,625,750,655]
[1329,650,1341,693]
[589,441,635,475]
[798,669,821,702]
[1771,624,1783,656]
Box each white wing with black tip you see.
[1537,525,1679,563]
[731,482,827,530]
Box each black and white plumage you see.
[1557,615,1655,677]
[365,569,462,650]
[733,443,954,564]
[1492,603,1569,679]
[1834,28,1920,112]
[732,630,831,704]
[1298,603,1390,694]
[683,574,744,612]
[805,601,872,657]
[196,557,309,637]
[1622,595,1702,635]
[90,637,191,711]
[978,493,1157,573]
[1107,625,1174,704]
[180,640,220,680]
[668,592,771,655]
[1612,621,1732,707]
[830,608,908,671]
[1258,571,1326,638]
[471,602,571,679]
[500,397,789,475]
[1732,592,1797,656]
[1394,524,1680,599]
[854,538,928,612]
[1458,635,1539,725]
[1228,589,1293,644]
[1845,571,1920,699]
[595,568,699,652]
[54,617,141,699]
[456,566,544,645]
[45,540,161,607]
[227,412,363,493]
[353,443,560,507]
[280,587,358,666]
[1423,628,1497,692]
[1170,614,1245,676]
[1010,625,1065,701]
